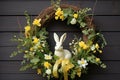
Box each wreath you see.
[11,1,107,80]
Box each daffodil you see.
[79,41,89,50]
[37,68,42,74]
[25,25,31,32]
[24,25,31,38]
[60,15,64,21]
[55,8,63,16]
[33,37,39,44]
[33,18,41,27]
[79,41,85,47]
[55,8,64,20]
[44,54,52,60]
[82,44,89,50]
[73,13,78,18]
[44,62,52,69]
[78,58,88,68]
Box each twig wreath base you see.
[11,2,107,80]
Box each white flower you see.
[41,49,44,52]
[78,58,88,68]
[46,69,51,75]
[44,54,52,60]
[42,43,45,47]
[90,45,95,51]
[70,18,77,25]
[69,43,72,46]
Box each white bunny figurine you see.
[54,33,71,59]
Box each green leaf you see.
[10,51,18,57]
[100,63,107,68]
[32,65,38,69]
[20,64,32,71]
[63,8,73,18]
[88,33,95,39]
[21,60,26,65]
[67,17,72,25]
[82,30,88,35]
[80,22,86,27]
[30,57,40,64]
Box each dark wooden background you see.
[0,0,120,80]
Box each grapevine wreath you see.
[11,1,107,80]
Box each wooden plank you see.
[0,73,45,80]
[0,32,118,46]
[0,61,120,74]
[0,0,120,15]
[0,47,23,60]
[0,16,120,32]
[0,73,120,80]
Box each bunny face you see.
[55,42,63,51]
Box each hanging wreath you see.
[11,1,107,80]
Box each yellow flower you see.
[96,58,100,62]
[60,15,64,21]
[33,37,39,44]
[79,41,89,50]
[73,13,78,18]
[44,62,51,69]
[25,25,31,32]
[33,18,41,27]
[55,8,63,16]
[95,43,99,49]
[99,50,102,53]
[76,68,81,77]
[37,68,42,74]
[24,25,31,38]
[55,16,59,20]
[30,47,34,51]
[83,45,89,50]
[55,8,64,20]
[79,41,85,47]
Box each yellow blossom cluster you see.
[55,8,64,21]
[79,41,89,50]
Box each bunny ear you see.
[54,33,59,43]
[60,33,67,43]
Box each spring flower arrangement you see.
[11,0,107,80]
